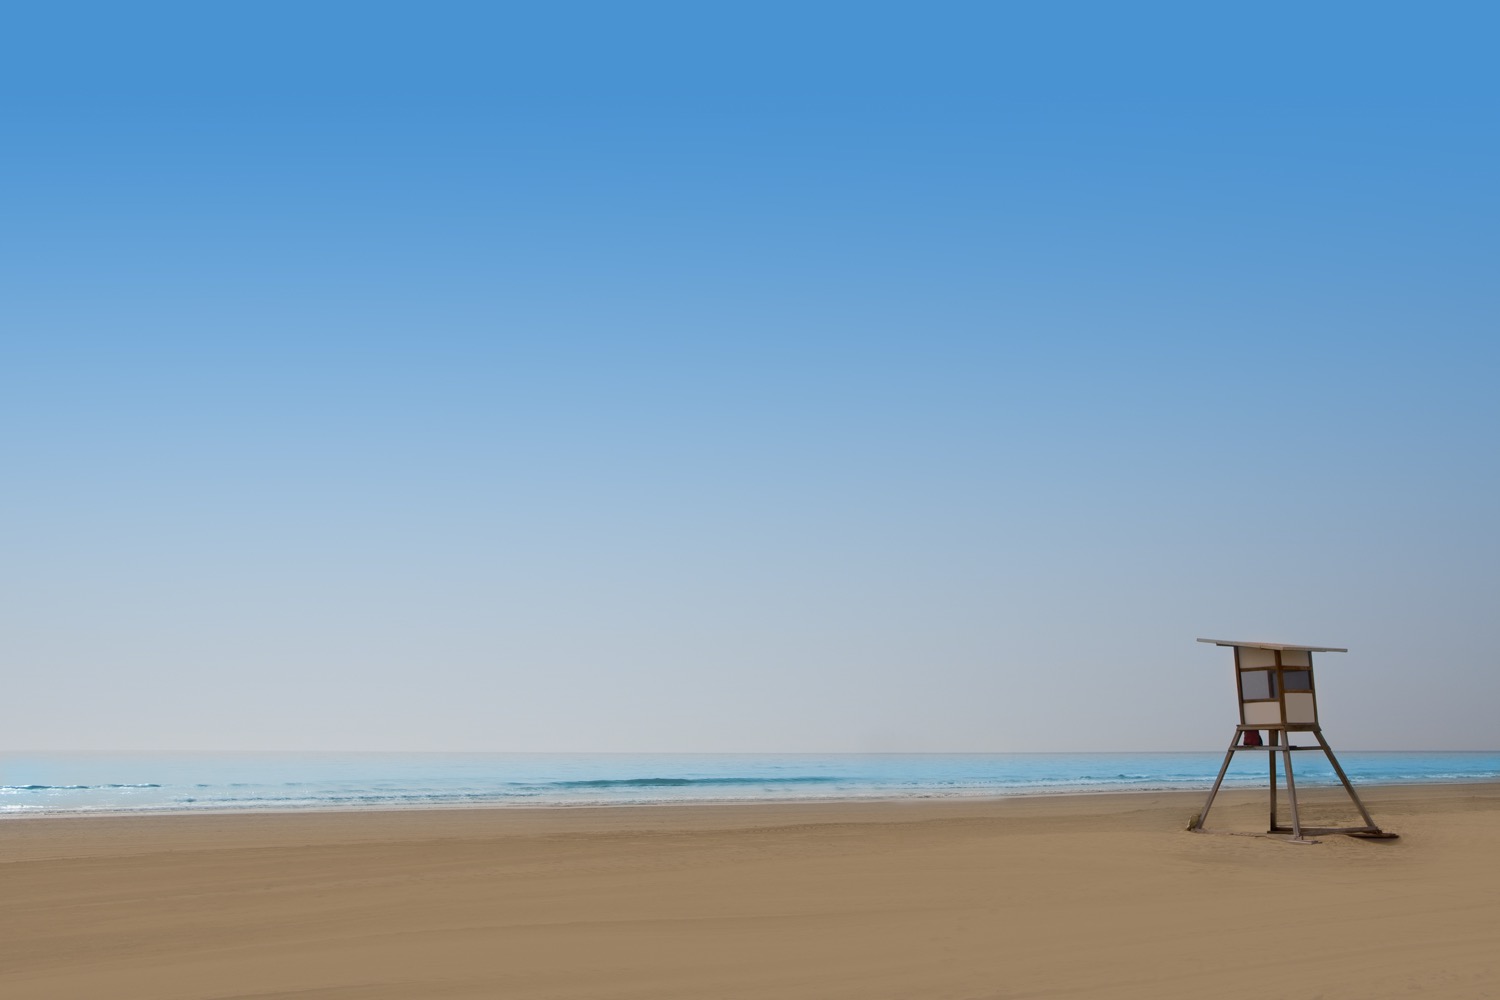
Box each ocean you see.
[4,750,1499,816]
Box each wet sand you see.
[4,782,1498,999]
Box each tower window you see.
[1283,670,1312,692]
[1240,669,1277,701]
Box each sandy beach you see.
[3,782,1497,999]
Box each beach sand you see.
[3,782,1497,999]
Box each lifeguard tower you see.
[1189,638,1394,843]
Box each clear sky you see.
[4,3,1496,752]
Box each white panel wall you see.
[1238,648,1277,668]
[1284,692,1317,724]
[1243,702,1283,726]
[1280,650,1312,667]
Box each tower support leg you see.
[1312,728,1379,831]
[1281,739,1307,841]
[1190,729,1241,831]
[1268,733,1279,833]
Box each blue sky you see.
[4,3,1497,750]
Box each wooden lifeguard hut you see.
[1189,638,1395,843]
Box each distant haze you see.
[3,4,1496,752]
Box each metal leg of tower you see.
[1191,729,1242,831]
[1313,728,1380,832]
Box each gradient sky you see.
[4,3,1497,751]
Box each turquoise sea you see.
[3,751,1499,816]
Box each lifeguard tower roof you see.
[1196,638,1347,653]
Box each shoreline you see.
[6,780,1498,858]
[4,774,1499,824]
